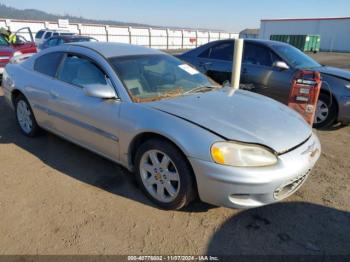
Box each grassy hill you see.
[0,4,221,31]
[0,3,150,27]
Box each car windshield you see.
[110,54,219,102]
[272,45,321,69]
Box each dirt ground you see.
[309,52,350,70]
[0,52,349,256]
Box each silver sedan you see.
[2,42,321,210]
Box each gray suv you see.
[177,39,350,129]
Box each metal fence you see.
[0,18,239,49]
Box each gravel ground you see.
[0,52,349,256]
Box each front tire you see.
[135,138,195,210]
[14,94,40,137]
[313,93,337,129]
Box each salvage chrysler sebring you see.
[2,42,321,210]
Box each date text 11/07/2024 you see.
[127,256,220,261]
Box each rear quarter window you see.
[34,52,64,77]
[35,30,44,39]
[199,48,211,58]
[209,42,234,61]
[199,42,234,61]
[44,32,52,39]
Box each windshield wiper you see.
[185,85,221,94]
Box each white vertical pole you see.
[148,27,152,48]
[77,24,82,36]
[166,28,170,50]
[105,25,109,42]
[181,29,185,50]
[128,27,132,44]
[229,38,244,95]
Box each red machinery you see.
[288,70,322,125]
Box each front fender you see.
[321,73,349,98]
[321,74,350,123]
[117,102,223,170]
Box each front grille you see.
[274,170,311,200]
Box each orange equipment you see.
[288,70,322,125]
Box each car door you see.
[29,52,65,128]
[48,53,121,161]
[57,38,66,46]
[195,41,234,84]
[47,38,59,48]
[12,27,37,54]
[40,38,55,50]
[241,43,295,104]
[35,30,45,44]
[43,32,53,43]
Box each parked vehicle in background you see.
[177,39,350,128]
[2,42,321,210]
[38,35,98,51]
[0,27,37,82]
[35,29,75,45]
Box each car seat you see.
[116,61,150,96]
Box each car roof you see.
[248,39,291,47]
[52,35,93,40]
[68,42,163,58]
[214,38,290,47]
[40,29,71,32]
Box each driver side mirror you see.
[273,61,290,70]
[83,81,116,99]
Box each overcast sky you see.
[1,0,350,32]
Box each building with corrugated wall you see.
[239,28,259,39]
[259,17,350,52]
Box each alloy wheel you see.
[16,100,33,134]
[139,150,180,203]
[314,100,329,124]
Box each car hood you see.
[317,66,350,81]
[146,89,312,154]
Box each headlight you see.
[13,51,22,57]
[345,84,350,90]
[211,142,278,167]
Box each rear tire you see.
[135,138,195,210]
[313,93,337,129]
[14,94,40,137]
